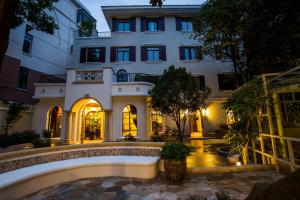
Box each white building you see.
[0,0,95,132]
[32,4,235,143]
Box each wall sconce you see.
[201,108,209,117]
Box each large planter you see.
[227,154,240,165]
[164,159,187,182]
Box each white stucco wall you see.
[111,96,149,140]
[6,0,79,74]
[32,98,65,137]
[64,68,113,111]
[72,16,234,98]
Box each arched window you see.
[47,106,62,138]
[116,69,128,82]
[122,105,137,136]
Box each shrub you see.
[0,130,40,148]
[150,133,165,142]
[42,129,51,138]
[161,143,195,160]
[150,122,165,142]
[32,138,51,148]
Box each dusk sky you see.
[79,0,204,31]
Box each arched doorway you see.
[47,106,62,138]
[82,103,102,140]
[122,105,137,136]
[70,98,104,143]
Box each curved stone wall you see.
[0,142,163,174]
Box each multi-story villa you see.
[31,4,236,144]
[0,0,96,132]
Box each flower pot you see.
[164,159,187,182]
[227,154,240,165]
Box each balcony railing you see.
[75,70,103,82]
[113,73,160,84]
[39,74,66,83]
[76,30,111,38]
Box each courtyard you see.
[23,171,283,200]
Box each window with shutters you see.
[117,47,130,62]
[147,19,158,32]
[180,46,201,61]
[181,21,193,32]
[117,19,130,32]
[184,47,197,60]
[147,47,160,61]
[80,47,105,63]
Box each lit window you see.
[17,67,28,89]
[117,20,130,31]
[47,106,62,138]
[122,105,137,136]
[151,111,163,133]
[147,47,160,61]
[117,48,130,61]
[181,21,193,31]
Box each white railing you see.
[75,70,103,82]
[76,30,111,38]
[249,134,300,172]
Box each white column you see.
[65,111,72,144]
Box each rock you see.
[245,169,300,200]
[113,190,131,200]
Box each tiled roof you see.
[99,0,202,7]
[102,4,201,7]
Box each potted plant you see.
[161,143,194,182]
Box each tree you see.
[150,66,211,143]
[243,0,300,75]
[2,102,28,135]
[79,20,95,37]
[193,0,300,81]
[223,79,264,164]
[193,0,246,84]
[150,0,164,7]
[0,0,59,67]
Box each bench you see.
[0,155,160,200]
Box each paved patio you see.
[24,171,284,200]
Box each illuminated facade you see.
[32,5,234,143]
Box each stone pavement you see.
[24,171,284,200]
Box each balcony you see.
[113,72,159,84]
[112,73,156,96]
[74,70,103,84]
[75,30,111,39]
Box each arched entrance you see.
[70,98,104,143]
[82,103,102,140]
[47,106,62,138]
